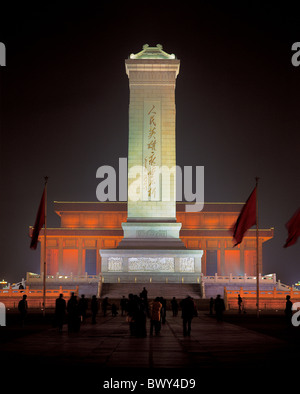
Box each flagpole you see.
[43,176,48,317]
[255,177,260,318]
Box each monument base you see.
[117,222,186,249]
[99,248,203,284]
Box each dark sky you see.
[0,2,299,284]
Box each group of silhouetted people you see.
[17,288,298,340]
[209,294,226,321]
[53,292,99,332]
[126,293,148,337]
[17,288,228,336]
[118,288,198,338]
[117,288,169,338]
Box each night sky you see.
[0,2,299,285]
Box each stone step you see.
[100,282,202,300]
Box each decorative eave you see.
[29,227,124,237]
[180,228,274,242]
[125,44,180,81]
[53,201,267,215]
[129,44,176,60]
[30,227,274,242]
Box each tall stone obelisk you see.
[119,44,184,249]
[100,45,202,281]
[126,44,179,220]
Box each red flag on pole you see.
[283,208,300,248]
[30,188,46,250]
[231,186,257,246]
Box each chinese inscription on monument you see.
[143,101,161,201]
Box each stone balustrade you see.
[224,286,300,310]
[0,286,78,308]
[201,273,277,284]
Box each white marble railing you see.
[26,271,291,291]
[201,273,277,284]
[26,272,100,283]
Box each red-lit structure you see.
[31,201,273,278]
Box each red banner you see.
[30,188,45,250]
[231,187,256,246]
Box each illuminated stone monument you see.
[100,45,203,282]
[29,46,274,289]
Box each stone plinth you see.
[117,221,186,249]
[100,248,203,283]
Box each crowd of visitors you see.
[16,290,298,339]
[101,288,198,337]
[17,289,230,336]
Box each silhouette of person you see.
[102,297,110,317]
[149,297,162,336]
[111,303,118,317]
[120,296,127,316]
[214,294,225,321]
[238,294,243,314]
[140,287,148,301]
[78,294,88,322]
[91,295,99,324]
[18,294,28,327]
[285,295,293,325]
[171,297,179,317]
[180,295,195,337]
[55,293,66,332]
[135,296,147,337]
[159,297,166,325]
[67,292,80,332]
[127,294,138,336]
[140,287,149,317]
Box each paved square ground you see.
[1,309,298,389]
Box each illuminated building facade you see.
[35,201,273,278]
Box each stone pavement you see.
[1,311,293,378]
